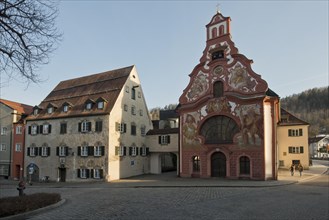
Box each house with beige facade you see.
[24,65,153,182]
[277,108,309,169]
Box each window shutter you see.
[47,147,51,156]
[77,169,81,178]
[39,125,43,134]
[56,147,59,156]
[78,123,81,132]
[49,125,52,133]
[100,169,103,179]
[115,146,119,155]
[146,147,150,155]
[99,121,102,132]
[123,146,126,156]
[140,147,143,155]
[34,147,39,156]
[129,147,132,156]
[28,126,31,134]
[90,169,94,178]
[101,146,105,156]
[86,169,90,178]
[136,147,139,155]
[38,147,42,156]
[288,147,292,153]
[167,135,171,144]
[78,146,81,156]
[88,146,94,156]
[65,147,69,156]
[27,147,30,156]
[123,123,127,133]
[36,125,40,134]
[158,136,161,144]
[299,129,303,136]
[88,122,92,131]
[288,129,292,136]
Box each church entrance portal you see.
[211,152,226,177]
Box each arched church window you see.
[200,116,239,144]
[239,156,250,174]
[219,25,225,36]
[212,27,217,38]
[192,156,200,172]
[213,81,224,97]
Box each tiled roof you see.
[27,65,134,120]
[278,108,309,126]
[0,99,33,115]
[146,128,179,135]
[160,110,179,120]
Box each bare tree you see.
[0,0,61,83]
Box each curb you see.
[0,199,66,220]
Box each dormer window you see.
[63,105,69,113]
[97,101,104,109]
[212,50,224,60]
[86,103,92,110]
[96,97,107,110]
[33,109,39,115]
[47,107,53,114]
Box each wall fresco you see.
[186,71,209,101]
[182,112,200,147]
[228,62,257,92]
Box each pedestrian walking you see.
[289,164,294,176]
[17,180,26,196]
[298,164,303,176]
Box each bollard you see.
[17,180,26,196]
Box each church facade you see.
[177,11,280,180]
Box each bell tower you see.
[206,9,231,41]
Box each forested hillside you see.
[281,87,329,137]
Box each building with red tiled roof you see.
[24,65,153,182]
[0,99,33,179]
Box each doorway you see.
[58,167,66,182]
[211,152,226,177]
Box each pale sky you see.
[1,1,328,109]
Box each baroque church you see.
[177,10,280,180]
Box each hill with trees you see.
[281,86,328,137]
[149,87,328,137]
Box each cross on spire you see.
[216,3,221,13]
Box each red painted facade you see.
[177,12,279,180]
[11,123,27,180]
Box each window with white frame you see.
[140,146,148,156]
[41,146,49,157]
[16,126,22,134]
[33,109,38,115]
[81,146,88,157]
[47,107,53,114]
[130,146,138,156]
[97,101,104,109]
[141,126,146,136]
[86,102,92,110]
[29,146,37,156]
[42,124,51,134]
[15,143,22,152]
[115,146,126,156]
[31,124,38,135]
[79,169,88,178]
[131,105,136,115]
[63,105,69,113]
[58,146,67,157]
[93,169,102,179]
[288,129,303,137]
[116,122,126,133]
[288,146,304,154]
[94,145,104,156]
[1,127,7,135]
[80,121,91,133]
[0,144,6,151]
[159,135,170,145]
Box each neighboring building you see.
[147,110,179,174]
[0,99,33,179]
[24,65,153,182]
[277,109,310,169]
[309,135,329,159]
[177,11,280,180]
